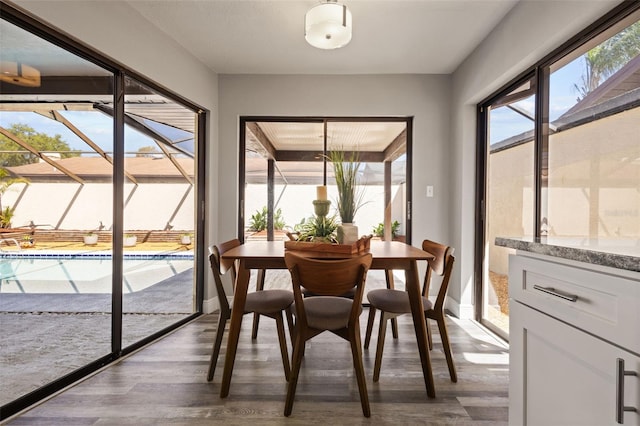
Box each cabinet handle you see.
[532,284,578,302]
[616,358,638,424]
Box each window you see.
[546,17,640,243]
[476,3,640,339]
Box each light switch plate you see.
[426,185,434,197]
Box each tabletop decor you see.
[328,149,366,245]
[285,184,371,254]
[284,234,372,254]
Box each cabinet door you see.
[510,301,639,426]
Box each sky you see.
[0,110,155,155]
[489,56,587,145]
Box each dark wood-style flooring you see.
[6,311,509,425]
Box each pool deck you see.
[0,241,194,254]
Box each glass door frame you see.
[475,73,536,340]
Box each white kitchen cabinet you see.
[508,253,640,426]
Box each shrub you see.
[249,207,286,231]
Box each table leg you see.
[220,260,250,398]
[406,260,436,398]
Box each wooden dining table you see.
[219,240,437,399]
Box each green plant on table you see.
[327,149,367,224]
[295,215,338,243]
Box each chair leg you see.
[391,317,398,339]
[426,317,433,350]
[349,322,370,417]
[251,269,267,339]
[284,329,305,416]
[207,313,228,381]
[274,312,291,382]
[436,314,457,382]
[384,270,399,339]
[364,306,376,349]
[251,313,261,339]
[373,311,389,382]
[286,305,295,344]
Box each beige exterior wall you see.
[547,108,640,240]
[4,182,195,232]
[487,107,640,276]
[487,142,535,276]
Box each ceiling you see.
[125,0,520,75]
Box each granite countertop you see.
[495,237,640,273]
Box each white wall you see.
[449,0,623,317]
[218,74,452,249]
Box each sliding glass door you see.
[479,79,536,338]
[0,7,205,419]
[240,118,411,245]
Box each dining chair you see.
[206,239,294,382]
[364,239,457,383]
[284,252,373,417]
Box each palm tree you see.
[574,21,640,100]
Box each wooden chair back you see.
[421,239,455,311]
[208,239,241,318]
[285,252,372,325]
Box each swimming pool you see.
[0,252,194,294]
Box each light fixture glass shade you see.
[305,1,352,50]
[0,61,41,87]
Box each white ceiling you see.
[125,0,520,75]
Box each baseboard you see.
[445,295,474,319]
[203,296,220,314]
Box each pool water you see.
[0,255,193,294]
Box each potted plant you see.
[249,207,286,234]
[328,149,366,244]
[372,220,401,241]
[180,233,192,245]
[20,234,34,248]
[124,234,137,247]
[294,215,338,243]
[83,232,99,245]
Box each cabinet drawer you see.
[509,254,640,355]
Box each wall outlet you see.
[426,185,434,198]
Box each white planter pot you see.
[124,236,137,247]
[83,234,98,245]
[337,223,359,245]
